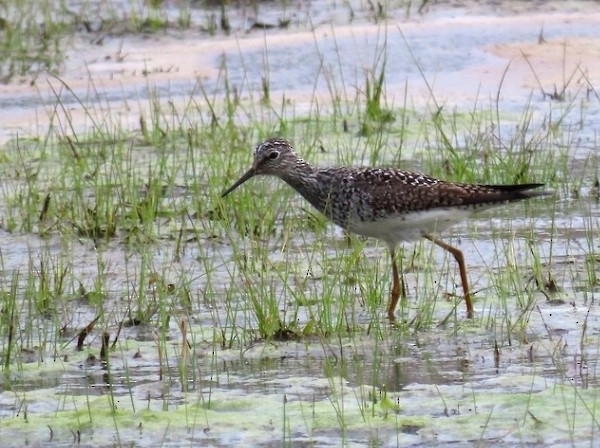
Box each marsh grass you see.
[0,45,578,351]
[0,1,73,82]
[0,68,575,351]
[0,0,201,83]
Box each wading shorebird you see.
[222,138,549,320]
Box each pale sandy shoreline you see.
[0,4,598,143]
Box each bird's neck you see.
[278,159,317,190]
[277,161,328,213]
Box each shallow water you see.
[1,1,600,447]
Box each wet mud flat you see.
[0,1,599,446]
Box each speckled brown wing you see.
[351,168,547,215]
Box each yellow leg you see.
[423,233,474,319]
[387,248,406,321]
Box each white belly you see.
[348,208,473,245]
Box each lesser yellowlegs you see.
[222,138,549,320]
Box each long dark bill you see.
[221,168,256,197]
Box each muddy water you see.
[1,1,600,447]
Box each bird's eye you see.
[269,151,279,160]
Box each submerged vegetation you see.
[0,0,599,446]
